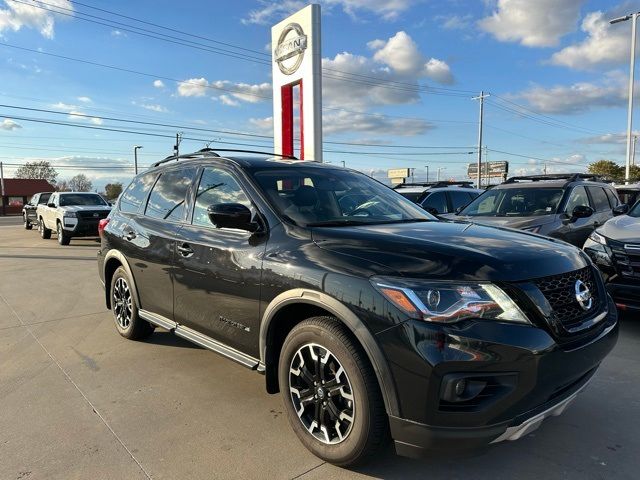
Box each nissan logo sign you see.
[274,23,307,75]
[574,280,593,311]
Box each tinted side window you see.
[120,172,157,214]
[449,190,473,211]
[192,167,251,227]
[565,186,590,212]
[421,191,447,213]
[604,188,619,208]
[587,187,610,212]
[39,193,51,204]
[145,168,196,221]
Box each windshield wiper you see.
[306,219,372,227]
[378,218,431,224]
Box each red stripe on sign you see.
[281,84,294,158]
[299,80,304,160]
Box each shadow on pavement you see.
[142,330,202,349]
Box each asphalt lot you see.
[1,214,639,480]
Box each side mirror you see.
[571,205,594,220]
[424,207,440,216]
[613,204,630,216]
[47,202,55,208]
[207,203,257,232]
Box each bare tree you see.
[14,161,58,185]
[68,174,93,192]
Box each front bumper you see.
[607,281,640,311]
[377,297,618,457]
[62,217,100,236]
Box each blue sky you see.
[0,0,637,190]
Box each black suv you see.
[443,174,621,247]
[22,191,51,230]
[394,181,482,215]
[98,150,618,466]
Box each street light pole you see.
[425,165,429,182]
[610,12,639,184]
[133,145,143,174]
[437,167,446,182]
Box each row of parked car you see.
[395,174,640,312]
[22,190,111,245]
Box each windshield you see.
[460,187,564,217]
[251,167,435,227]
[59,193,108,206]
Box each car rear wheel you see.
[278,316,387,466]
[57,222,71,245]
[23,214,32,230]
[111,267,154,340]
[39,218,51,239]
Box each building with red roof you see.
[1,178,55,215]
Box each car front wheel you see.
[278,317,387,466]
[57,222,71,245]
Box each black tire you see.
[39,218,51,239]
[278,316,388,466]
[56,222,71,246]
[24,214,32,230]
[110,266,155,340]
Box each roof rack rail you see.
[503,173,601,185]
[393,180,475,190]
[151,148,298,168]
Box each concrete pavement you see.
[0,218,638,479]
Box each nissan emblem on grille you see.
[574,280,592,311]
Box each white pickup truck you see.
[37,191,111,245]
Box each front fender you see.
[260,288,400,417]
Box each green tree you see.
[14,161,58,185]
[68,174,93,192]
[104,182,123,200]
[587,160,624,182]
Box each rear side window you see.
[145,167,197,221]
[38,193,51,204]
[120,172,157,214]
[587,187,610,212]
[421,191,447,213]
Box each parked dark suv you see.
[97,150,618,466]
[443,174,620,247]
[394,181,482,215]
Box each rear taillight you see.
[98,218,110,238]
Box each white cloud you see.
[478,0,585,47]
[139,103,168,113]
[77,96,92,103]
[0,0,73,39]
[153,79,165,88]
[67,110,103,125]
[514,154,588,176]
[423,58,453,85]
[322,109,433,136]
[516,73,632,114]
[242,0,415,25]
[438,14,473,30]
[52,101,78,111]
[249,116,273,133]
[177,77,209,97]
[111,29,126,37]
[550,6,630,69]
[0,118,22,130]
[582,130,640,145]
[218,95,240,107]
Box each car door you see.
[587,186,614,230]
[44,193,58,228]
[448,190,475,214]
[123,166,197,320]
[561,186,593,246]
[172,165,267,357]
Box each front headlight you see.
[522,225,541,234]
[371,277,529,324]
[588,230,607,245]
[63,211,77,218]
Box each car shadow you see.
[142,330,202,349]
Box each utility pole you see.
[610,12,639,184]
[437,167,446,182]
[341,160,346,168]
[472,91,490,189]
[425,165,429,182]
[174,132,183,158]
[633,135,638,166]
[134,145,143,175]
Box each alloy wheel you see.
[289,343,355,445]
[112,277,133,329]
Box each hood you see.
[312,221,588,282]
[441,214,555,230]
[599,215,640,242]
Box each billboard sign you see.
[467,161,509,179]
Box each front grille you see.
[533,267,601,331]
[76,210,109,220]
[608,239,640,279]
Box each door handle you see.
[177,243,194,257]
[124,230,137,241]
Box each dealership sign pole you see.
[272,4,322,162]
